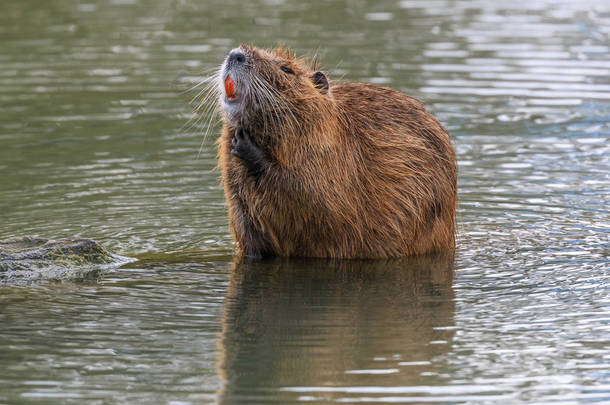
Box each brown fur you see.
[216,45,457,259]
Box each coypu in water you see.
[213,45,456,259]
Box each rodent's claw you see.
[234,128,245,143]
[231,128,267,177]
[231,128,251,160]
[231,133,238,148]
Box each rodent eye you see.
[280,66,295,75]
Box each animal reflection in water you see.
[217,254,455,403]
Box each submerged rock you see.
[0,236,129,282]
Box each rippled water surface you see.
[1,0,609,403]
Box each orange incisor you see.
[225,76,237,98]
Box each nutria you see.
[213,45,457,259]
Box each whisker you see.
[184,66,224,159]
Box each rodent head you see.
[218,45,332,136]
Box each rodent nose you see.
[228,50,246,65]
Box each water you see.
[0,0,609,403]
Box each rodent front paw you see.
[231,128,267,177]
[231,128,255,160]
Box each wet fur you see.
[217,45,457,259]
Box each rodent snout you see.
[227,50,246,67]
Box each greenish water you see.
[1,0,609,403]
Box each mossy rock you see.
[0,236,129,282]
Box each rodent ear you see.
[311,71,329,94]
